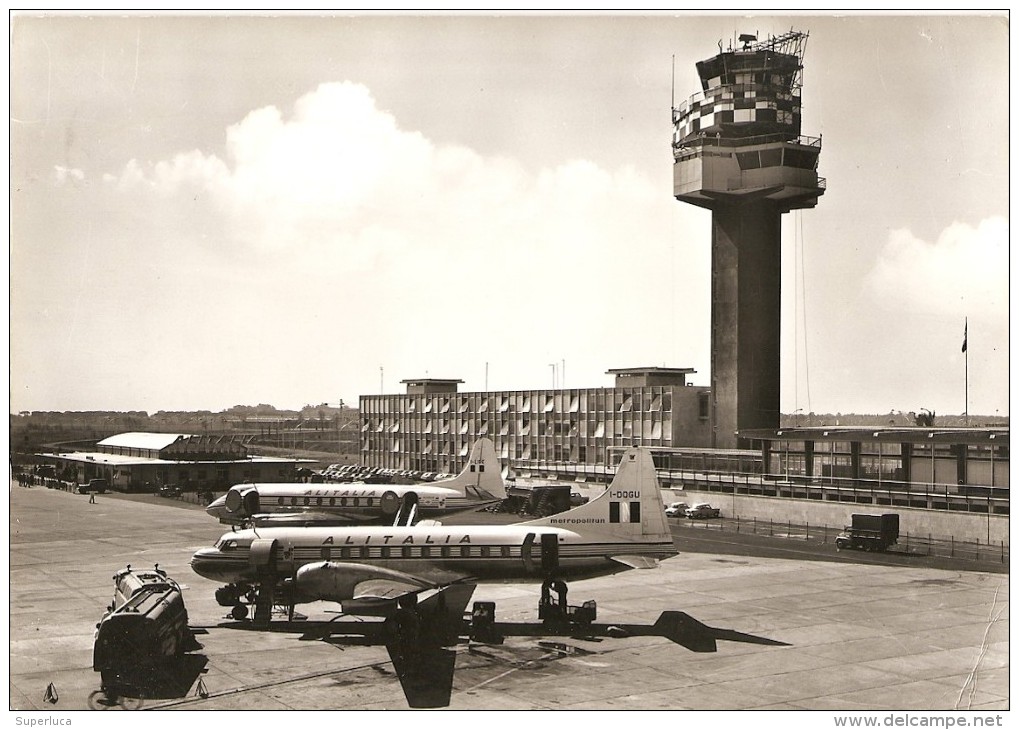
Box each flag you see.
[961,319,967,353]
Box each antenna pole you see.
[671,54,675,111]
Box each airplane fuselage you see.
[191,522,676,589]
[206,483,500,525]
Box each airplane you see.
[191,446,680,706]
[205,438,507,527]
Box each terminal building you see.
[360,366,1008,520]
[39,432,305,492]
[359,367,712,477]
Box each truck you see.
[78,478,108,494]
[93,565,199,699]
[835,513,899,552]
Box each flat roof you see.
[400,378,465,385]
[96,432,192,450]
[606,367,697,375]
[737,426,1009,445]
[42,451,310,467]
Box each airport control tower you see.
[672,30,824,449]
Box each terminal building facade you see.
[359,367,712,477]
[40,432,304,492]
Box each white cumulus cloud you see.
[864,217,1008,321]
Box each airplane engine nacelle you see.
[380,490,401,516]
[225,486,259,517]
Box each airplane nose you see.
[206,496,227,520]
[191,547,235,581]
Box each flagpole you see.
[964,317,969,426]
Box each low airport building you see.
[38,431,306,492]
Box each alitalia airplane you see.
[192,446,675,615]
[205,438,507,527]
[190,449,787,708]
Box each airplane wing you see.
[607,555,661,570]
[251,512,357,527]
[353,579,431,602]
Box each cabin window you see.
[367,498,374,508]
[321,547,331,560]
[460,546,471,558]
[353,498,360,507]
[381,547,391,559]
[277,497,284,506]
[401,546,412,558]
[357,547,367,559]
[500,546,510,558]
[421,546,431,558]
[480,546,491,558]
[329,497,336,506]
[441,546,451,558]
[316,497,323,506]
[340,547,350,559]
[303,497,310,506]
[340,497,347,507]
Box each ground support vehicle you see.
[92,566,199,704]
[835,513,899,552]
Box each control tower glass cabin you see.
[672,31,825,449]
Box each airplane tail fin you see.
[521,447,672,546]
[436,438,506,500]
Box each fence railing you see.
[676,516,1009,564]
[658,468,1010,516]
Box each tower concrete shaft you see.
[673,30,824,448]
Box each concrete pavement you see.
[9,483,1008,710]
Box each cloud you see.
[863,217,1008,321]
[93,80,707,406]
[110,82,673,268]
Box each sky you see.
[9,12,1010,417]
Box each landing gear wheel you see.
[231,604,248,621]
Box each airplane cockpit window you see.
[215,537,252,551]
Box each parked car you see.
[159,485,182,498]
[664,502,689,517]
[685,503,721,519]
[570,491,590,507]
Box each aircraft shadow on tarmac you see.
[213,611,789,707]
